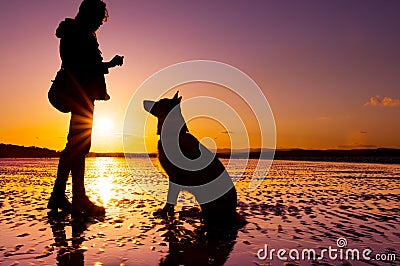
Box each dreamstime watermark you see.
[123,60,276,204]
[257,238,396,262]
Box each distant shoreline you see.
[0,143,399,165]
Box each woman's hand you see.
[108,55,124,68]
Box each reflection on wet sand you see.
[159,208,239,266]
[48,207,239,266]
[48,212,104,266]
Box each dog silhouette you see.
[144,92,237,228]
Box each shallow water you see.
[0,158,399,265]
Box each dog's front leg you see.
[164,180,180,216]
[154,181,179,218]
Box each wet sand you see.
[0,158,399,265]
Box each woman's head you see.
[75,0,108,32]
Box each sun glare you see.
[94,117,113,135]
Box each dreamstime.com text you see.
[257,238,396,262]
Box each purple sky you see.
[0,0,399,151]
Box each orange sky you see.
[1,1,399,153]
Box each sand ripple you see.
[0,158,399,265]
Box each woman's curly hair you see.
[76,0,109,26]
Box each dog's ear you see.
[173,91,179,100]
[173,91,182,104]
[143,100,156,114]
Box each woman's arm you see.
[104,55,124,69]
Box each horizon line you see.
[1,143,400,153]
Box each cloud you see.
[364,96,400,107]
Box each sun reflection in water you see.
[92,157,116,206]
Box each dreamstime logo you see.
[257,237,396,262]
[336,237,347,248]
[123,60,276,205]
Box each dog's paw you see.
[153,204,174,219]
[153,208,167,218]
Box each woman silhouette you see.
[48,0,123,215]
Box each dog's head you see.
[143,91,189,135]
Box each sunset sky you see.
[0,0,399,152]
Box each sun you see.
[91,116,120,151]
[94,117,113,135]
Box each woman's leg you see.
[48,114,76,211]
[68,102,105,215]
[48,102,96,212]
[69,110,93,198]
[50,150,72,198]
